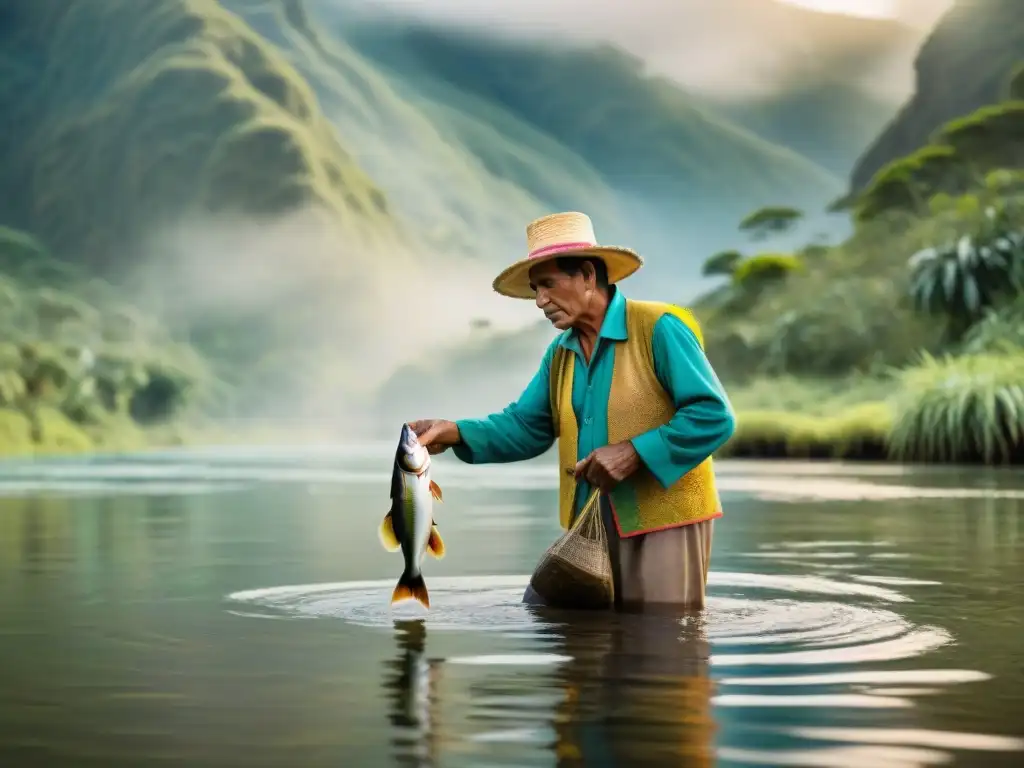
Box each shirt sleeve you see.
[629,314,736,488]
[451,338,558,464]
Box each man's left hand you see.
[573,441,641,492]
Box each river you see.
[1,445,1023,767]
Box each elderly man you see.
[411,211,735,610]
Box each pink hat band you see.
[527,241,597,260]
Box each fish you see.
[379,423,445,608]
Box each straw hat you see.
[492,212,644,299]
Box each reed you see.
[887,352,1024,464]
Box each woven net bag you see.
[529,490,614,610]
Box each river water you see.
[1,445,1023,767]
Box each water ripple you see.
[225,572,950,672]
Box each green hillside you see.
[0,0,915,456]
[223,0,621,260]
[711,82,900,178]
[687,0,919,178]
[850,100,1024,223]
[847,0,1024,198]
[0,0,847,280]
[222,0,849,284]
[340,19,842,207]
[0,226,212,456]
[386,150,1024,466]
[0,0,399,274]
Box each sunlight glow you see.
[776,0,898,19]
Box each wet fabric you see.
[524,495,714,610]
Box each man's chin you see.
[548,315,570,330]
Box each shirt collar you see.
[558,286,628,352]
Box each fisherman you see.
[410,211,735,610]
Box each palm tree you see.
[907,206,1024,339]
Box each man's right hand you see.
[409,419,461,455]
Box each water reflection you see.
[535,608,716,767]
[380,608,716,767]
[385,620,443,767]
[2,451,1024,767]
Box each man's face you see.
[528,260,592,330]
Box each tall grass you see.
[887,352,1024,464]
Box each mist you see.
[132,207,541,437]
[335,0,945,103]
[88,0,949,439]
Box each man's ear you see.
[580,260,597,286]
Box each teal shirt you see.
[452,288,736,518]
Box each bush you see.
[939,101,1024,171]
[984,169,1024,195]
[0,267,209,451]
[721,402,892,460]
[887,352,1024,464]
[961,297,1024,353]
[732,253,802,288]
[907,205,1024,326]
[853,100,1024,224]
[854,145,961,223]
[129,364,193,425]
[758,277,919,376]
[738,206,803,240]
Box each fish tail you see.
[391,569,430,609]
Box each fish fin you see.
[427,525,445,559]
[378,511,400,552]
[429,480,443,502]
[391,571,430,609]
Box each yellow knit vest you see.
[549,299,723,537]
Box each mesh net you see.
[529,490,614,610]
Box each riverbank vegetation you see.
[1,1,1019,469]
[0,229,213,457]
[701,92,1024,465]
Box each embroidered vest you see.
[549,299,723,537]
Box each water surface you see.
[1,446,1023,766]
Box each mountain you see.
[0,0,863,427]
[847,0,1024,197]
[0,0,845,294]
[262,0,847,290]
[339,20,838,202]
[339,0,927,182]
[683,0,922,178]
[0,0,451,421]
[0,0,402,275]
[709,83,902,179]
[325,10,844,295]
[223,0,620,265]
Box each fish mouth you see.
[398,423,428,473]
[399,423,420,451]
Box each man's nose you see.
[535,290,547,308]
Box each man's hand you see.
[409,419,461,455]
[573,441,641,492]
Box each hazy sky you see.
[343,0,956,101]
[778,0,953,25]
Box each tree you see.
[853,145,962,223]
[732,253,803,290]
[701,250,743,277]
[738,206,804,240]
[907,206,1024,340]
